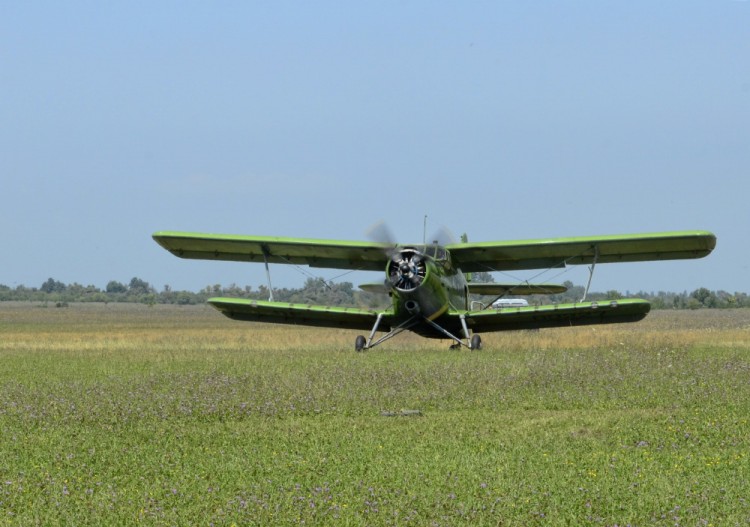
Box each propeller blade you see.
[429,225,456,246]
[367,220,400,259]
[367,221,397,244]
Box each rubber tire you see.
[470,334,482,350]
[355,335,366,352]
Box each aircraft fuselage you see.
[387,245,468,338]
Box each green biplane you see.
[152,230,716,351]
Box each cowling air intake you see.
[388,249,427,291]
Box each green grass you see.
[1,302,749,525]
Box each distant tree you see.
[174,291,196,305]
[67,283,100,297]
[223,283,245,297]
[471,271,495,283]
[686,297,703,310]
[691,287,716,308]
[546,281,585,304]
[41,278,66,294]
[106,280,127,294]
[286,278,356,306]
[650,296,666,310]
[0,284,11,301]
[605,290,623,300]
[128,277,154,295]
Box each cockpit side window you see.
[425,244,448,261]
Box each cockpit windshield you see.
[410,244,449,261]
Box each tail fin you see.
[460,233,472,282]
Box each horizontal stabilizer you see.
[468,283,567,296]
[359,282,389,294]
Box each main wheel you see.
[355,335,366,352]
[470,334,482,350]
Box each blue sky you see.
[1,1,747,295]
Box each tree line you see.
[0,277,376,307]
[0,277,748,310]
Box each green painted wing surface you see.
[467,283,567,296]
[154,230,715,273]
[153,231,389,271]
[447,231,716,272]
[461,299,651,332]
[208,297,390,331]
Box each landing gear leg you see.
[356,314,421,351]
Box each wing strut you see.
[261,244,275,301]
[580,245,600,302]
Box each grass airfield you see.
[1,302,749,526]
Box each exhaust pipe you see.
[405,300,420,315]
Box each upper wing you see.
[153,231,389,271]
[463,298,651,332]
[447,231,716,272]
[208,297,390,331]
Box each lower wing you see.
[208,297,390,331]
[462,299,651,332]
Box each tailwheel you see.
[355,335,366,352]
[470,334,482,350]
